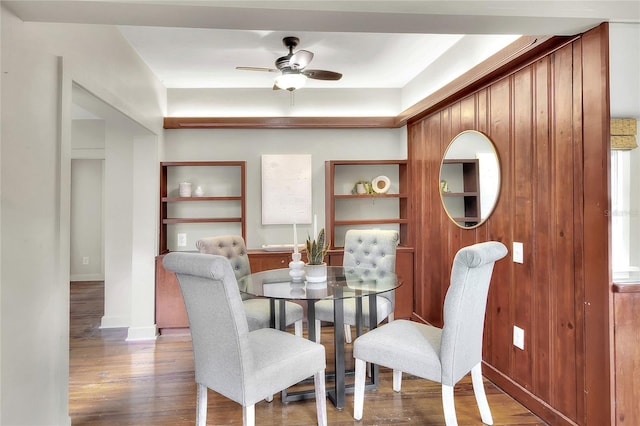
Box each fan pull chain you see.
[290,91,295,107]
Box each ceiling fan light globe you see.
[275,73,307,91]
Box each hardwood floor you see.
[69,282,546,425]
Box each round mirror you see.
[439,130,500,228]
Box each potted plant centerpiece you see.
[305,228,329,282]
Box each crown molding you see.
[164,116,398,129]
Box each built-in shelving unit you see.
[159,161,246,253]
[325,160,409,249]
[324,159,413,319]
[440,159,480,226]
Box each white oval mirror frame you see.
[439,130,501,229]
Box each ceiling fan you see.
[236,36,343,91]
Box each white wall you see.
[168,87,401,117]
[102,125,134,328]
[164,126,407,249]
[70,158,104,281]
[610,22,640,274]
[0,6,165,425]
[71,119,106,281]
[401,34,520,111]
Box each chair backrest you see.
[162,252,251,404]
[343,229,399,305]
[196,235,252,280]
[439,241,508,386]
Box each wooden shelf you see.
[323,159,415,321]
[162,196,243,202]
[334,193,408,199]
[162,217,243,224]
[440,159,480,226]
[333,219,410,226]
[442,192,478,197]
[159,161,246,253]
[325,159,409,248]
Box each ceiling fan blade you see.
[289,50,313,70]
[302,69,343,80]
[236,66,278,73]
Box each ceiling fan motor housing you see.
[283,36,300,49]
[275,55,293,71]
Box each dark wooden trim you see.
[483,363,578,426]
[612,282,640,293]
[579,23,612,426]
[164,116,398,129]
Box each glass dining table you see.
[236,265,399,409]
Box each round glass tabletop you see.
[236,266,399,301]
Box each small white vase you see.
[178,182,192,197]
[305,263,327,283]
[194,185,204,197]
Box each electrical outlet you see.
[513,242,524,264]
[177,233,187,247]
[513,325,525,350]
[82,256,89,265]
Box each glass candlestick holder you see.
[289,252,305,281]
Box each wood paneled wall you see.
[407,25,610,426]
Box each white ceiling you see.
[4,1,640,92]
[117,27,474,89]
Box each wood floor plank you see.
[69,282,546,425]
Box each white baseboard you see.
[126,325,159,341]
[100,315,130,329]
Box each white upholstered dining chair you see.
[196,235,304,336]
[352,241,508,426]
[313,229,399,343]
[163,252,327,426]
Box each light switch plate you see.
[177,233,187,247]
[513,242,524,263]
[513,326,525,350]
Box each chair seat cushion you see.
[314,296,392,327]
[243,328,326,405]
[243,299,304,331]
[353,319,443,382]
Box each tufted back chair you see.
[352,241,508,425]
[162,252,327,426]
[195,235,304,336]
[342,229,399,308]
[196,235,251,281]
[313,229,399,344]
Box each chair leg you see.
[344,324,352,343]
[294,319,303,337]
[442,384,458,426]
[314,369,327,426]
[392,369,402,392]
[353,358,366,420]
[314,319,322,343]
[196,383,207,426]
[242,404,255,426]
[471,363,494,425]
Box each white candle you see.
[313,214,318,238]
[293,223,298,253]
